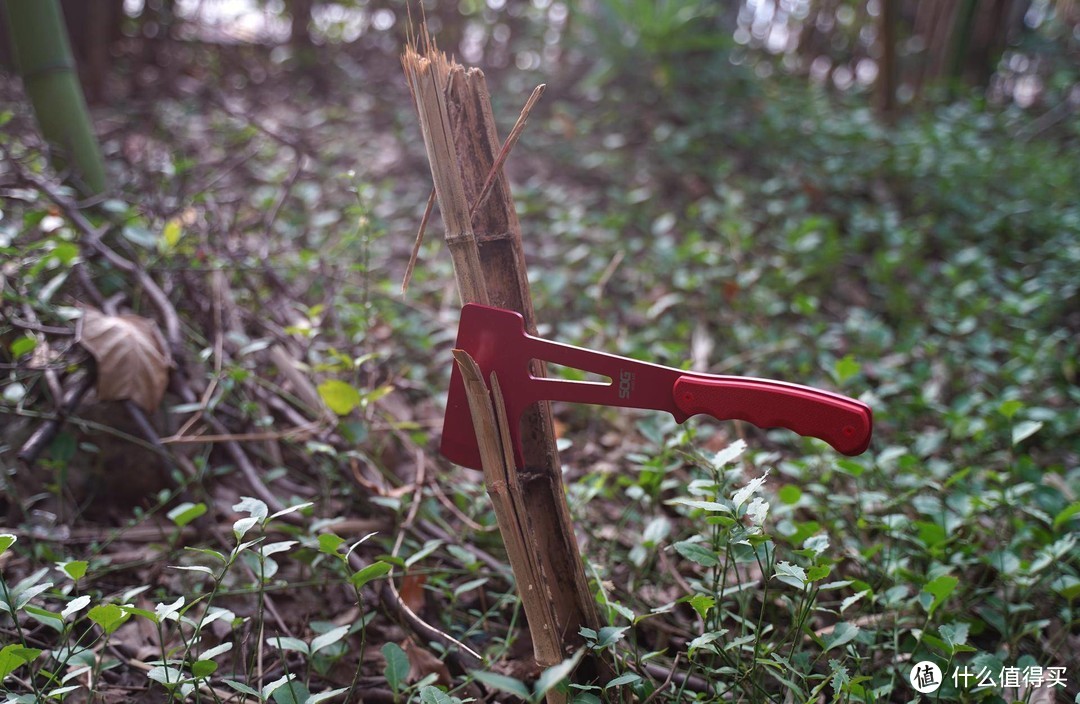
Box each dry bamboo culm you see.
[402,31,613,690]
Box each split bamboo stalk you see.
[454,351,568,701]
[403,31,610,685]
[401,35,488,305]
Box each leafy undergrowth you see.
[2,28,1079,704]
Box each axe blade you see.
[440,305,534,470]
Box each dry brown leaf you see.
[403,637,451,686]
[79,307,171,412]
[398,573,427,614]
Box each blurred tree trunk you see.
[289,0,329,91]
[795,0,1031,108]
[912,0,1029,97]
[2,0,108,196]
[878,0,899,119]
[961,0,1028,85]
[60,0,124,103]
[290,0,315,53]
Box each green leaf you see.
[534,649,584,700]
[269,502,313,521]
[272,680,311,704]
[1050,575,1080,600]
[88,604,130,635]
[318,380,362,416]
[147,665,189,687]
[470,671,530,700]
[835,459,865,477]
[318,533,346,556]
[829,660,850,696]
[167,502,207,528]
[732,470,770,508]
[382,642,409,693]
[822,622,860,651]
[186,547,227,563]
[687,594,715,620]
[773,561,808,589]
[233,496,269,520]
[711,439,747,467]
[199,642,234,661]
[119,605,159,622]
[310,625,349,655]
[170,565,215,577]
[262,674,296,701]
[938,622,975,654]
[1011,420,1043,445]
[1052,502,1080,531]
[122,224,158,249]
[44,684,81,699]
[606,673,642,689]
[224,679,261,698]
[161,218,183,251]
[641,515,672,546]
[920,575,958,618]
[10,336,36,358]
[191,660,217,679]
[59,560,88,581]
[61,595,91,620]
[834,355,861,384]
[0,644,43,679]
[154,596,185,622]
[594,626,629,648]
[233,516,259,539]
[404,539,444,568]
[916,521,947,548]
[305,687,350,703]
[840,589,870,613]
[23,604,63,632]
[267,637,309,655]
[417,686,454,704]
[802,534,830,556]
[667,498,731,513]
[0,533,15,556]
[777,485,802,504]
[673,540,719,567]
[350,561,392,590]
[260,541,297,558]
[453,577,489,597]
[997,399,1024,420]
[687,630,726,655]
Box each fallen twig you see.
[16,374,94,466]
[19,167,183,353]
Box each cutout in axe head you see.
[440,304,873,470]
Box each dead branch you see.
[16,374,95,466]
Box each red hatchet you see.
[440,304,872,470]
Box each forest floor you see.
[2,29,1079,704]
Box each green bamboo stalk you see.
[2,0,108,195]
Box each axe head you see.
[440,304,535,470]
[440,305,875,468]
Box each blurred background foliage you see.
[1,0,1077,109]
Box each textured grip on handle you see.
[673,376,872,456]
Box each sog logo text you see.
[618,370,635,400]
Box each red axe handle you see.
[673,376,872,456]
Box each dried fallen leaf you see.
[398,573,427,614]
[402,637,451,686]
[79,307,171,412]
